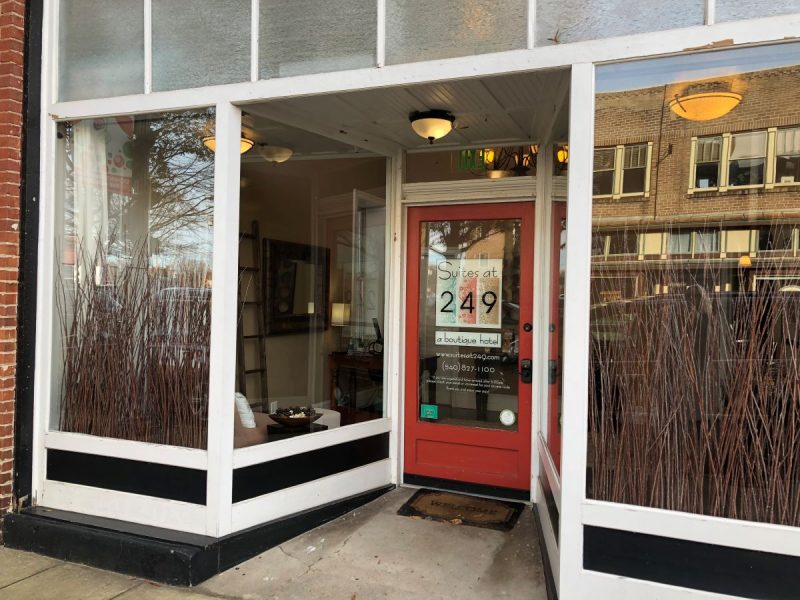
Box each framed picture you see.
[263,238,329,336]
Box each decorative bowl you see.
[269,407,322,428]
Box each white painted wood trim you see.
[538,432,561,508]
[705,0,716,26]
[390,151,406,485]
[46,16,800,121]
[527,0,536,50]
[32,0,59,506]
[230,459,391,533]
[552,175,567,198]
[39,481,208,536]
[558,62,595,600]
[403,177,536,203]
[535,478,561,590]
[583,500,800,558]
[385,152,402,485]
[250,0,259,82]
[376,0,386,68]
[144,0,152,94]
[577,569,741,600]
[531,145,552,499]
[44,431,208,470]
[232,418,392,469]
[205,102,241,537]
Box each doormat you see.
[397,489,524,531]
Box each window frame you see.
[771,126,800,189]
[690,126,800,194]
[593,142,654,200]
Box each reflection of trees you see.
[62,111,215,263]
[427,220,508,255]
[143,112,214,258]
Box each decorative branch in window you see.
[588,223,800,526]
[57,243,211,449]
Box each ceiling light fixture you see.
[668,92,742,122]
[203,135,255,155]
[257,144,293,163]
[409,110,455,144]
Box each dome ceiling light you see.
[668,92,743,121]
[257,144,293,163]
[202,134,255,155]
[409,110,455,144]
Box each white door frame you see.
[392,175,546,500]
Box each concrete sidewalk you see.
[0,488,547,599]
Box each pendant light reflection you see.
[410,110,455,144]
[669,92,742,121]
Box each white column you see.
[558,62,595,600]
[205,102,241,537]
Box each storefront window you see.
[589,45,800,526]
[53,110,215,449]
[233,120,386,447]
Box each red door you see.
[404,202,534,492]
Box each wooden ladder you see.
[236,220,269,412]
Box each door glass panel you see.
[417,219,521,430]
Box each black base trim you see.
[233,433,389,502]
[585,525,800,600]
[532,506,558,600]
[402,473,530,502]
[47,449,207,505]
[2,485,393,586]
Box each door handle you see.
[520,359,532,384]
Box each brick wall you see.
[0,0,25,521]
[594,65,800,223]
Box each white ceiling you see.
[242,68,570,159]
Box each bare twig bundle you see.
[589,223,800,526]
[57,242,211,449]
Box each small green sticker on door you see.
[420,404,439,420]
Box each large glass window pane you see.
[535,0,704,46]
[386,0,527,64]
[233,118,386,447]
[729,131,766,187]
[591,46,800,526]
[54,110,215,448]
[695,136,721,189]
[776,128,800,184]
[717,0,800,22]
[621,144,648,194]
[259,0,376,79]
[593,148,615,196]
[58,0,144,101]
[417,218,521,430]
[152,0,251,91]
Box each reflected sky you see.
[597,42,800,92]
